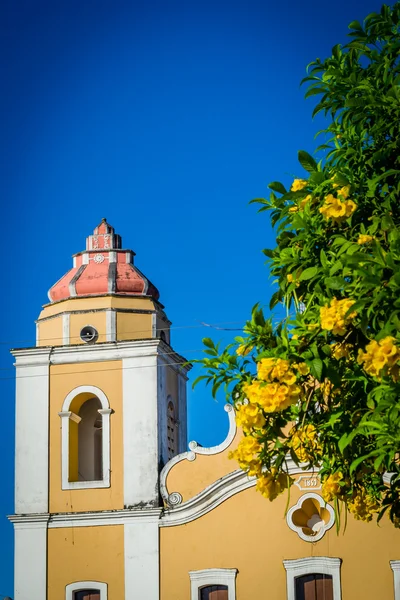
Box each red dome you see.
[48,219,160,303]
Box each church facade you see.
[9,220,400,600]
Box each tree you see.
[195,3,400,527]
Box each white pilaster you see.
[14,517,48,600]
[15,353,50,514]
[391,561,400,600]
[62,313,70,345]
[122,354,159,506]
[124,519,159,600]
[106,309,116,342]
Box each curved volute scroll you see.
[159,404,236,507]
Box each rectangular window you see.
[283,557,341,600]
[189,569,237,600]
[200,585,229,600]
[74,592,100,600]
[295,574,333,600]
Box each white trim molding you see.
[286,493,335,542]
[14,350,51,514]
[160,404,236,506]
[66,581,107,600]
[188,405,236,455]
[189,568,237,600]
[105,309,116,342]
[391,561,400,600]
[283,557,342,600]
[59,385,111,490]
[14,515,48,600]
[62,313,70,345]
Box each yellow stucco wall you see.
[49,361,124,513]
[116,311,153,340]
[160,485,400,600]
[37,316,63,347]
[48,525,124,600]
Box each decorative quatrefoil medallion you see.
[287,493,335,542]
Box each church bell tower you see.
[10,220,190,600]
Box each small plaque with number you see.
[295,475,321,491]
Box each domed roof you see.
[48,219,160,303]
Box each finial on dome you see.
[88,219,120,249]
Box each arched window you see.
[200,585,228,600]
[78,397,103,481]
[295,574,333,600]
[167,399,177,459]
[59,386,112,490]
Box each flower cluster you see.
[320,297,357,336]
[291,179,308,191]
[348,487,379,522]
[332,342,353,360]
[228,436,262,477]
[234,402,266,433]
[243,380,300,412]
[357,336,400,381]
[255,468,292,501]
[357,234,373,245]
[322,472,344,502]
[241,358,307,413]
[319,193,357,223]
[289,424,321,463]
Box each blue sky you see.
[0,0,385,594]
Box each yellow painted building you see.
[10,220,400,600]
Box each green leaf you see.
[299,266,319,281]
[325,276,346,290]
[320,249,328,269]
[308,358,323,381]
[202,338,214,349]
[268,181,287,195]
[298,150,318,173]
[348,20,363,30]
[304,87,327,99]
[338,431,358,454]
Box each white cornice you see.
[8,513,50,529]
[11,339,191,374]
[9,508,162,529]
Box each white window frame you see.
[189,568,237,600]
[283,557,342,600]
[391,561,400,599]
[66,581,107,600]
[59,385,112,490]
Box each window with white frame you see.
[167,398,177,459]
[189,569,237,600]
[391,561,400,600]
[283,557,341,600]
[66,581,107,600]
[59,385,112,490]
